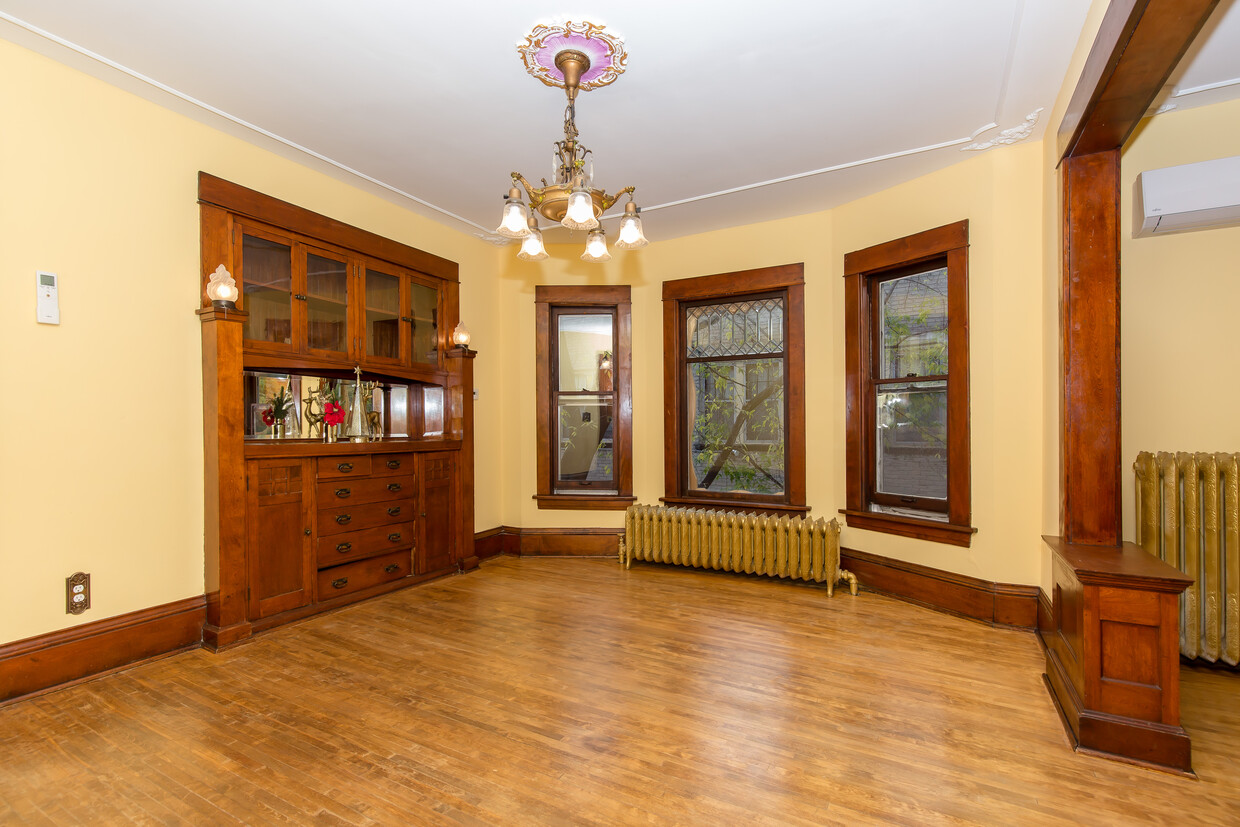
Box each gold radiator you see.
[619,504,857,596]
[1134,451,1240,665]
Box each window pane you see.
[409,281,438,365]
[365,268,401,360]
[875,381,947,500]
[686,359,785,495]
[557,313,614,393]
[685,298,784,358]
[556,394,616,489]
[242,234,292,344]
[877,267,948,379]
[306,253,348,352]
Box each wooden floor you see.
[2,557,1238,825]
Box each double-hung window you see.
[534,286,634,510]
[843,221,974,546]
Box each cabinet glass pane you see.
[306,253,348,353]
[365,268,401,360]
[242,235,293,345]
[556,313,614,392]
[409,282,438,365]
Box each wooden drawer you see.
[370,453,415,478]
[316,521,415,568]
[318,551,410,598]
[317,474,415,508]
[317,498,415,536]
[317,455,372,479]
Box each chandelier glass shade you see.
[499,22,647,261]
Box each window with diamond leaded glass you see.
[843,221,975,547]
[662,265,806,513]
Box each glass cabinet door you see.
[408,279,439,367]
[363,266,402,364]
[304,250,350,357]
[241,232,295,349]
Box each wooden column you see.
[199,305,252,650]
[1043,0,1221,774]
[446,346,477,570]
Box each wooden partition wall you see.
[1042,0,1220,775]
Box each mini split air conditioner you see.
[1134,155,1240,237]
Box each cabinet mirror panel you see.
[306,252,349,354]
[409,280,439,366]
[364,268,401,362]
[242,234,293,345]
[243,370,445,440]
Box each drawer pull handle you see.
[335,488,351,499]
[384,564,401,574]
[387,532,402,542]
[336,542,352,553]
[335,514,352,525]
[331,577,349,589]
[386,459,401,469]
[387,482,402,492]
[337,462,354,473]
[387,506,402,516]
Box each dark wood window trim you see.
[661,264,807,515]
[534,285,634,510]
[842,221,975,547]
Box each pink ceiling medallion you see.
[517,20,628,91]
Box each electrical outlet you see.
[66,572,90,615]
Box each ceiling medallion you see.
[497,21,647,262]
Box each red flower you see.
[261,407,275,427]
[323,401,345,426]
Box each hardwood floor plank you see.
[1,557,1238,825]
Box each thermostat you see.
[37,271,59,324]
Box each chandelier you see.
[497,21,648,262]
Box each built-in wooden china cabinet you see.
[197,173,475,649]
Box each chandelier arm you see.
[599,186,636,214]
[511,173,546,208]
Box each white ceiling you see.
[1,1,1236,246]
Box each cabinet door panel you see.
[409,277,440,368]
[240,229,298,354]
[362,266,404,366]
[420,452,456,573]
[305,249,350,358]
[247,459,313,619]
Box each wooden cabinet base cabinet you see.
[1041,536,1194,774]
[206,444,462,646]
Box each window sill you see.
[534,494,636,511]
[839,509,976,547]
[661,496,810,517]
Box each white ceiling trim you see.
[1174,75,1240,97]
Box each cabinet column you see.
[446,346,477,570]
[199,306,252,649]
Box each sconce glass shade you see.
[206,264,239,306]
[581,228,612,262]
[516,216,548,261]
[614,202,649,250]
[496,187,532,238]
[452,321,471,347]
[562,184,599,230]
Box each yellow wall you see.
[0,39,502,644]
[1120,97,1240,540]
[496,143,1050,586]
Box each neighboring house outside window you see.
[662,264,807,515]
[534,285,634,510]
[842,221,976,546]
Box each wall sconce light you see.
[452,321,472,348]
[206,264,238,308]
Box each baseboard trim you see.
[475,526,623,558]
[840,548,1038,629]
[1,596,206,705]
